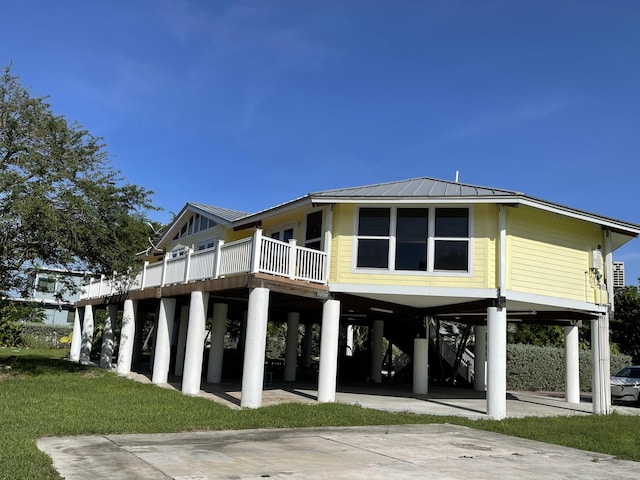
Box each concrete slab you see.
[39,424,640,480]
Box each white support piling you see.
[79,305,94,365]
[100,304,118,368]
[318,299,340,403]
[284,312,300,382]
[487,306,507,420]
[564,325,580,404]
[174,305,189,376]
[370,319,384,384]
[182,291,209,395]
[474,325,487,392]
[413,337,429,394]
[207,303,228,384]
[152,298,176,384]
[69,308,82,363]
[116,300,138,376]
[241,288,270,408]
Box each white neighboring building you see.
[613,262,625,288]
[25,268,86,325]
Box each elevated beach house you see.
[73,177,640,418]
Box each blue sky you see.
[2,1,640,284]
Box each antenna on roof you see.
[455,170,459,183]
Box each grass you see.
[1,348,639,479]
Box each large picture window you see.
[355,206,470,273]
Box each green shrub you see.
[0,320,22,347]
[20,323,73,349]
[506,344,632,391]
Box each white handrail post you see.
[288,239,297,279]
[98,274,104,296]
[214,240,224,278]
[161,254,169,287]
[184,247,193,283]
[140,262,148,290]
[88,277,94,298]
[250,228,263,273]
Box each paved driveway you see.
[39,424,640,480]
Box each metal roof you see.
[188,202,250,222]
[310,177,522,199]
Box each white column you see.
[100,304,118,368]
[284,312,300,382]
[474,325,488,392]
[602,313,612,413]
[591,314,611,414]
[413,337,429,394]
[116,299,137,375]
[152,298,176,384]
[174,305,189,376]
[345,324,354,357]
[303,324,313,367]
[564,325,580,404]
[182,291,209,395]
[591,317,602,414]
[487,306,507,420]
[207,303,228,384]
[69,308,82,362]
[370,319,384,384]
[79,305,94,365]
[318,299,341,403]
[241,287,270,408]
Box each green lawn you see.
[1,348,639,480]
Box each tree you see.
[611,284,640,364]
[0,64,155,299]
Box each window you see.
[270,226,294,242]
[173,213,218,240]
[37,275,57,293]
[396,208,428,270]
[355,206,470,273]
[356,208,390,268]
[197,238,216,250]
[305,211,323,250]
[434,208,469,271]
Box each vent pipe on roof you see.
[455,170,459,183]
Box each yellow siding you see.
[507,206,604,303]
[329,203,496,289]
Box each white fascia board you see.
[516,198,640,237]
[329,283,496,299]
[506,290,607,314]
[232,196,314,228]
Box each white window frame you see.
[196,237,217,251]
[170,245,187,258]
[352,204,473,277]
[304,209,324,250]
[267,223,296,242]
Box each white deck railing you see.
[80,229,327,300]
